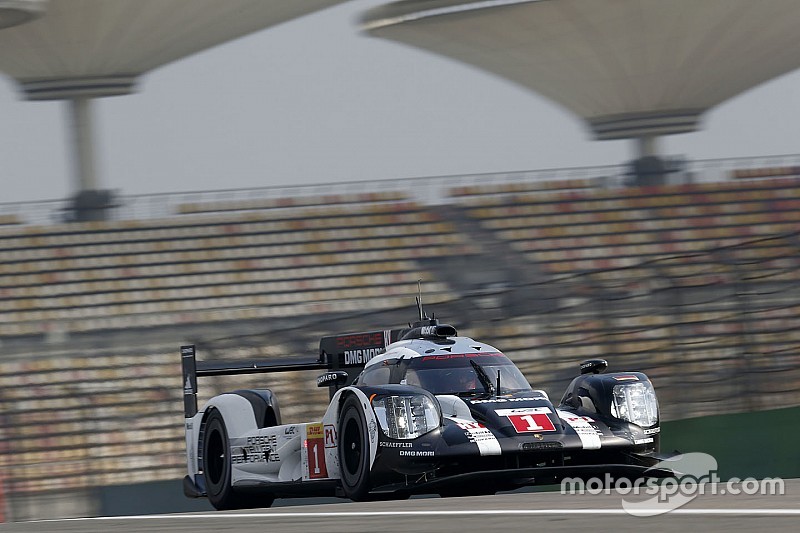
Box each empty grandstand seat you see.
[0,201,477,337]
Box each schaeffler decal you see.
[557,410,602,450]
[452,418,501,456]
[496,407,555,433]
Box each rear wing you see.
[181,345,328,418]
[181,328,404,417]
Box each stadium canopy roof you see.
[0,0,45,29]
[362,0,800,147]
[0,0,345,215]
[0,0,345,100]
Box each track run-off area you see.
[4,479,799,532]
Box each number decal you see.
[312,443,321,475]
[306,423,328,479]
[506,413,556,433]
[519,414,545,431]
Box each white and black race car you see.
[182,314,668,509]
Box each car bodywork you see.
[182,318,670,509]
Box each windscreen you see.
[403,352,532,396]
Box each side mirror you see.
[579,359,608,375]
[316,370,349,388]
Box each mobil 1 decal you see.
[495,406,556,433]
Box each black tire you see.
[202,409,275,510]
[338,395,372,501]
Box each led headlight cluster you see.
[372,395,440,439]
[610,381,658,427]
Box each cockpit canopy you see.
[354,351,532,396]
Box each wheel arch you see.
[198,393,262,458]
[330,387,379,470]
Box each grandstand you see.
[2,161,800,519]
[2,0,799,523]
[0,193,474,339]
[457,176,800,275]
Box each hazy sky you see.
[2,0,800,203]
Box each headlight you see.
[610,381,658,427]
[372,395,440,439]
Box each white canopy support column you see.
[636,136,659,160]
[67,97,98,193]
[0,0,347,220]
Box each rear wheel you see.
[203,409,274,510]
[338,395,372,501]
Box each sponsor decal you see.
[421,352,504,361]
[558,413,596,424]
[306,423,327,479]
[185,421,193,430]
[336,332,385,350]
[613,375,639,381]
[494,407,552,416]
[380,441,413,448]
[183,376,193,395]
[557,409,602,450]
[634,437,654,445]
[316,372,342,387]
[465,427,502,455]
[454,421,484,430]
[324,424,337,448]
[231,434,280,464]
[643,427,661,435]
[307,423,324,440]
[452,417,501,456]
[344,348,384,366]
[420,326,439,337]
[399,450,435,457]
[284,426,297,436]
[470,396,545,404]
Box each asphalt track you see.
[4,479,798,532]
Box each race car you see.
[181,312,668,510]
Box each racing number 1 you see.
[520,414,545,431]
[312,444,320,475]
[507,413,556,433]
[306,423,328,479]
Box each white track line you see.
[31,509,800,523]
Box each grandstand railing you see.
[4,152,800,226]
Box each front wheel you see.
[202,409,274,510]
[338,395,372,501]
